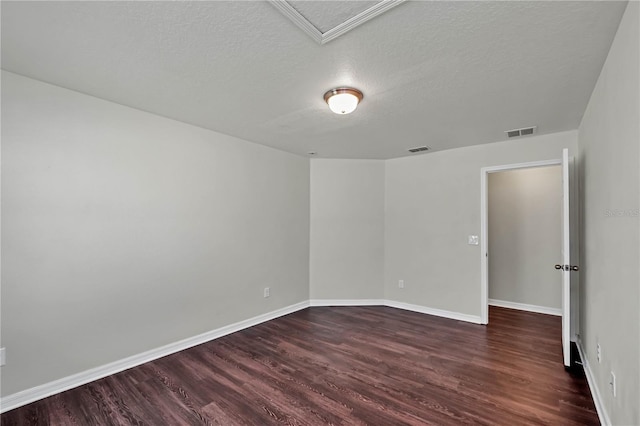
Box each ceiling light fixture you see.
[323,87,363,114]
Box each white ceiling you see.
[271,0,405,44]
[1,1,627,159]
[288,0,381,33]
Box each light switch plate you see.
[468,235,479,245]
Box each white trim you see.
[480,159,562,174]
[310,299,482,324]
[268,1,323,44]
[488,299,562,316]
[576,341,611,426]
[321,0,406,44]
[384,300,483,324]
[0,301,310,413]
[269,0,406,45]
[309,299,384,307]
[0,299,483,412]
[480,157,563,325]
[561,148,571,366]
[480,168,489,324]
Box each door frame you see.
[479,158,562,325]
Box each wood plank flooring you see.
[2,306,599,425]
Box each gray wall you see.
[488,166,562,310]
[1,72,310,396]
[310,159,385,300]
[577,2,639,424]
[384,131,577,317]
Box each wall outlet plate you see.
[468,235,479,245]
[597,344,601,363]
[264,287,270,298]
[0,347,5,366]
[398,279,404,289]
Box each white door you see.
[559,148,574,367]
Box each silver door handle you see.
[555,264,579,271]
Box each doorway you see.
[480,151,579,366]
[487,165,562,316]
[480,158,562,325]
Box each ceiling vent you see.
[408,146,430,153]
[505,126,537,138]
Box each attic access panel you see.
[269,0,406,44]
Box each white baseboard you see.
[576,341,611,426]
[489,299,562,316]
[1,298,483,412]
[310,299,483,325]
[0,301,310,413]
[384,300,483,324]
[309,299,384,307]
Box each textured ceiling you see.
[1,1,628,159]
[269,0,406,45]
[288,0,380,33]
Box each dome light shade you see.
[324,88,363,114]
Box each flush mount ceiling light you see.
[323,87,363,114]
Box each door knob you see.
[555,264,579,271]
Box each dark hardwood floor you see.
[2,306,598,425]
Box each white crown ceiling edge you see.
[268,0,406,45]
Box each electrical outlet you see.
[596,344,601,363]
[264,287,270,298]
[609,372,616,397]
[398,280,404,289]
[0,347,5,366]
